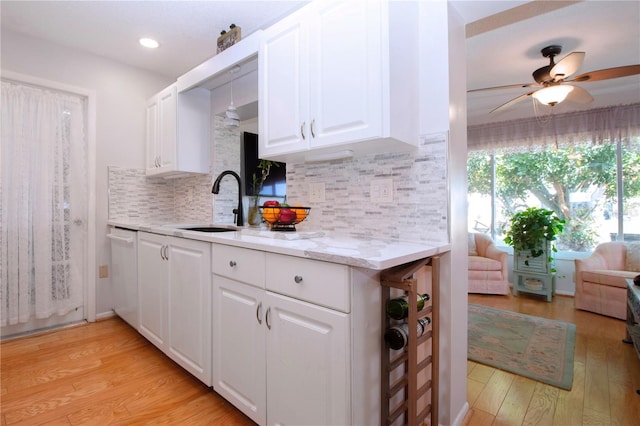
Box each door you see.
[308,0,383,148]
[167,237,211,385]
[265,291,350,426]
[1,79,87,337]
[259,9,309,156]
[212,276,266,425]
[137,232,168,349]
[108,228,138,329]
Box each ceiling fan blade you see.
[468,83,539,93]
[490,91,536,113]
[566,85,593,104]
[569,64,640,82]
[550,52,585,81]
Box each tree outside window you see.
[468,139,640,252]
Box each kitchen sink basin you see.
[179,226,237,233]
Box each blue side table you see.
[512,270,556,302]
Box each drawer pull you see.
[294,275,303,284]
[229,260,237,267]
[256,302,262,325]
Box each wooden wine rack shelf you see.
[380,256,439,426]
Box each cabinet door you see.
[145,96,159,173]
[265,291,350,426]
[308,0,383,148]
[167,237,211,386]
[259,10,309,157]
[137,232,168,349]
[109,228,138,329]
[157,84,177,172]
[212,276,266,425]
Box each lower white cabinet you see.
[138,232,212,386]
[212,245,378,426]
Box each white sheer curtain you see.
[467,103,640,152]
[1,80,86,326]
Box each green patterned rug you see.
[468,304,576,390]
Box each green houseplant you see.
[504,207,565,270]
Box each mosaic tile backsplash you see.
[109,116,449,244]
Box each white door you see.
[1,79,87,338]
[308,0,383,148]
[212,276,266,425]
[138,232,168,349]
[265,291,350,426]
[167,237,211,385]
[259,10,309,156]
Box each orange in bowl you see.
[294,206,308,222]
[262,207,279,224]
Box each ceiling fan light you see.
[532,85,574,106]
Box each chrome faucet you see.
[212,170,244,226]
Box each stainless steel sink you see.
[179,226,237,233]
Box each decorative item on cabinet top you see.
[217,24,242,53]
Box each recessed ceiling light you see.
[139,38,159,49]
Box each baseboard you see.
[452,402,470,426]
[95,310,116,321]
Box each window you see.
[468,139,640,252]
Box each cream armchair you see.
[574,242,640,320]
[468,233,510,295]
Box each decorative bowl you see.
[259,206,310,231]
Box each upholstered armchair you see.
[574,242,640,320]
[468,233,510,295]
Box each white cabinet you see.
[264,291,349,426]
[138,232,212,386]
[259,0,419,162]
[145,84,211,177]
[212,245,378,425]
[108,227,138,329]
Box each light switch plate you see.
[309,182,326,202]
[370,179,393,203]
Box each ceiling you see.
[2,1,639,126]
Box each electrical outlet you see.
[370,179,393,203]
[99,265,108,278]
[309,182,326,202]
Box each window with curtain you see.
[467,103,640,253]
[1,80,87,326]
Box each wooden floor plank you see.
[493,375,536,426]
[464,293,640,426]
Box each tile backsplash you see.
[109,116,449,244]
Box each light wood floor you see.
[2,295,639,425]
[463,293,640,426]
[0,318,255,425]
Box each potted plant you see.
[504,207,565,272]
[247,160,278,226]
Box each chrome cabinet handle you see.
[162,245,169,260]
[310,119,316,138]
[301,122,306,140]
[266,307,271,330]
[256,302,262,325]
[294,275,303,284]
[229,260,237,267]
[160,245,166,260]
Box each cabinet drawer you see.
[212,244,266,288]
[265,253,351,313]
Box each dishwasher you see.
[107,227,138,329]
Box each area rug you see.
[468,304,576,390]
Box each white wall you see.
[1,30,173,316]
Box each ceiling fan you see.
[469,45,640,113]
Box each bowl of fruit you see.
[260,201,310,231]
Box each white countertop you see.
[108,221,450,271]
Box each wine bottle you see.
[386,293,430,320]
[384,317,431,350]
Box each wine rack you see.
[380,256,439,426]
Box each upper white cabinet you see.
[145,84,211,177]
[259,0,420,162]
